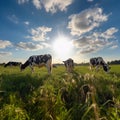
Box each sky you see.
[0,0,120,64]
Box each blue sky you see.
[0,0,120,63]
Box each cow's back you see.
[28,54,52,64]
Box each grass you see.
[0,65,120,120]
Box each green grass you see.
[0,65,120,120]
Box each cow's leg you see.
[46,59,52,74]
[66,64,70,72]
[69,66,71,72]
[89,65,93,71]
[95,65,100,71]
[69,65,73,72]
[89,64,93,71]
[67,67,70,72]
[29,65,34,73]
[70,66,72,72]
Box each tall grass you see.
[0,65,120,120]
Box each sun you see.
[52,36,73,60]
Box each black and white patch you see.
[4,61,22,67]
[90,57,110,72]
[20,54,52,74]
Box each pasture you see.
[0,65,120,120]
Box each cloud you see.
[18,0,73,13]
[110,45,118,49]
[8,14,19,24]
[16,42,50,51]
[18,0,29,4]
[24,21,30,25]
[41,0,73,13]
[27,26,52,41]
[73,27,118,54]
[0,40,12,49]
[87,0,94,2]
[80,47,98,54]
[0,51,12,57]
[32,0,41,9]
[101,27,118,39]
[73,36,104,54]
[68,7,108,36]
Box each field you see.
[0,65,120,120]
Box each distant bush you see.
[108,60,120,65]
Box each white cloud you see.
[42,0,73,13]
[110,45,118,49]
[32,0,41,9]
[0,51,12,57]
[73,27,118,54]
[68,7,108,36]
[80,47,99,54]
[18,0,29,4]
[16,42,43,51]
[0,40,12,49]
[8,14,19,24]
[16,42,50,51]
[18,0,73,13]
[101,27,118,40]
[27,26,52,41]
[87,0,93,2]
[41,42,51,48]
[24,21,30,25]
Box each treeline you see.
[108,60,120,65]
[78,60,120,65]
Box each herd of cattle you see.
[3,54,111,73]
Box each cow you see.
[4,61,22,67]
[63,58,74,72]
[20,54,52,74]
[89,57,110,72]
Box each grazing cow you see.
[63,58,74,72]
[89,57,110,72]
[20,54,52,74]
[4,61,22,67]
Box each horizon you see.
[0,0,120,64]
[1,58,120,65]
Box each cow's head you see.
[63,58,74,72]
[103,64,111,72]
[20,64,25,71]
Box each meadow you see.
[0,65,120,120]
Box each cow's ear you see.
[63,61,65,63]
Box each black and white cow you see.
[20,54,52,74]
[89,57,110,72]
[4,61,22,67]
[63,58,74,72]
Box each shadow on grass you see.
[0,73,51,104]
